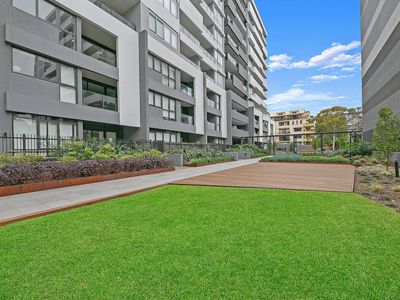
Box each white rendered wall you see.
[55,0,141,128]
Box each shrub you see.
[338,142,375,157]
[0,157,172,187]
[392,185,400,192]
[188,156,232,166]
[0,153,45,166]
[167,147,223,162]
[370,183,383,193]
[260,155,350,164]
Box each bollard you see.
[395,161,399,178]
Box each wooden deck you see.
[173,162,355,192]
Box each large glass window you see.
[149,129,178,143]
[148,54,176,89]
[12,48,35,76]
[13,0,36,15]
[82,78,118,111]
[148,91,176,121]
[149,12,178,49]
[13,0,76,49]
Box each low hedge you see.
[188,156,233,166]
[260,155,351,164]
[0,157,172,187]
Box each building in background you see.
[0,0,271,147]
[271,110,315,145]
[360,0,400,140]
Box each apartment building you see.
[360,0,400,140]
[271,110,315,145]
[0,0,270,146]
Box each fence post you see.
[320,134,324,153]
[22,134,27,155]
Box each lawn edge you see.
[0,184,167,227]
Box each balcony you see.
[207,98,220,110]
[232,109,249,125]
[88,0,136,30]
[82,38,116,67]
[232,126,249,138]
[181,83,194,97]
[181,113,194,125]
[83,90,117,111]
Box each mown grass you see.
[1,186,399,299]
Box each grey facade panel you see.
[361,0,400,138]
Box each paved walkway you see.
[0,158,260,223]
[174,162,356,193]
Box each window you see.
[149,129,178,143]
[158,0,178,17]
[13,113,77,140]
[13,48,78,104]
[149,12,178,49]
[12,48,35,76]
[82,78,118,111]
[149,14,156,32]
[148,54,176,89]
[13,0,76,49]
[13,0,36,15]
[38,0,57,25]
[59,64,76,104]
[37,57,57,81]
[148,91,176,121]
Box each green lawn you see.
[1,186,400,299]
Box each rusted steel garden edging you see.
[0,167,175,197]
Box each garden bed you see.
[0,157,173,196]
[184,157,234,167]
[0,167,174,197]
[354,165,400,212]
[260,155,352,164]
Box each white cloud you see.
[309,74,354,83]
[268,87,347,113]
[268,41,361,71]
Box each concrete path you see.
[0,158,260,223]
[174,162,356,193]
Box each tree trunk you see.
[332,134,336,151]
[386,154,390,171]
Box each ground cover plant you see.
[261,154,351,164]
[354,164,400,212]
[186,156,233,166]
[1,186,399,299]
[0,157,172,187]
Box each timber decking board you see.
[172,162,355,192]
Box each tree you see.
[372,107,400,170]
[314,106,348,150]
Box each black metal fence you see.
[242,131,363,154]
[0,133,228,156]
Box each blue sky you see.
[255,0,362,115]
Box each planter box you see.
[183,160,233,167]
[168,154,184,167]
[223,152,239,161]
[0,167,175,197]
[238,152,251,159]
